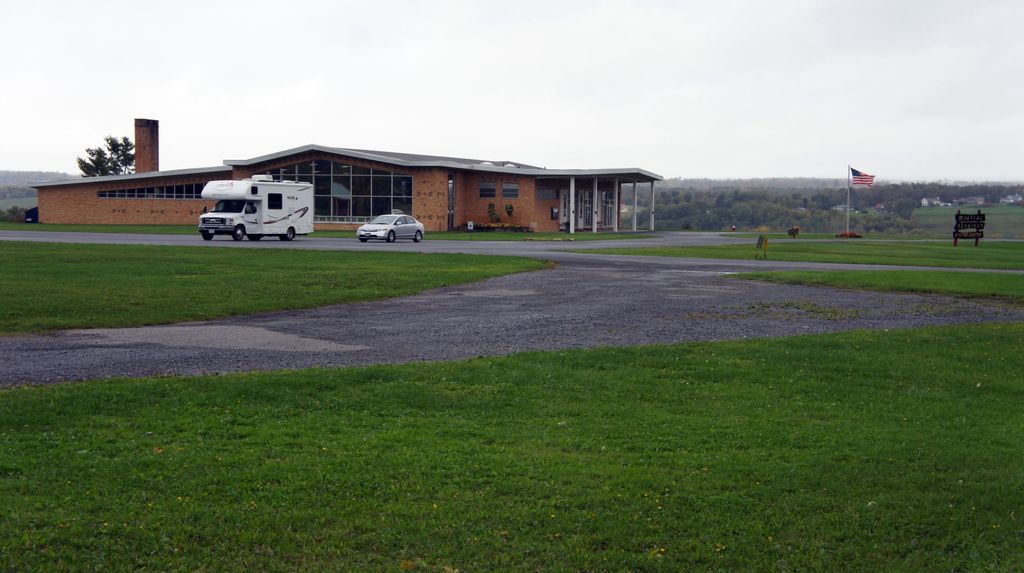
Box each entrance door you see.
[447,174,456,230]
[602,192,616,231]
[581,192,593,230]
[561,190,569,231]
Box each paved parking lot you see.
[1,231,1020,387]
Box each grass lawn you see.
[1,324,1022,570]
[0,223,654,242]
[575,239,1024,270]
[913,205,1024,239]
[0,242,547,333]
[730,232,925,240]
[740,270,1024,303]
[0,222,196,234]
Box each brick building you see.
[33,120,661,233]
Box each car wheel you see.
[247,234,263,241]
[232,225,246,241]
[413,230,423,243]
[386,230,396,243]
[280,227,295,241]
[200,231,213,241]
[359,238,368,243]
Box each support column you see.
[569,177,576,234]
[632,181,638,231]
[592,178,599,233]
[613,177,619,232]
[649,181,656,231]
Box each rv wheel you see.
[232,225,246,241]
[280,227,295,241]
[201,231,213,241]
[386,230,396,243]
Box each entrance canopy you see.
[536,173,661,234]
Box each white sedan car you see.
[357,214,425,243]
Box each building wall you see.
[532,180,562,233]
[412,168,449,232]
[233,152,450,231]
[456,173,559,232]
[37,174,218,225]
[35,151,615,233]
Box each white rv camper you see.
[198,177,314,241]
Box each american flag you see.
[850,167,876,187]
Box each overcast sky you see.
[3,0,1022,181]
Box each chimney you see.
[134,118,159,173]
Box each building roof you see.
[33,145,662,188]
[226,145,662,182]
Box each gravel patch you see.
[1,262,1021,388]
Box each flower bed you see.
[468,224,532,232]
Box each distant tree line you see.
[0,171,72,185]
[0,205,28,222]
[0,185,36,199]
[645,179,1024,234]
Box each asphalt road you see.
[2,229,1012,272]
[1,230,1021,387]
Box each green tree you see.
[77,136,135,177]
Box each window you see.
[502,183,519,199]
[315,196,331,218]
[479,181,496,198]
[245,202,257,214]
[372,196,391,216]
[268,193,283,210]
[372,175,392,196]
[254,159,412,221]
[393,176,413,196]
[392,196,412,215]
[351,176,371,196]
[97,182,206,200]
[332,196,351,217]
[314,175,331,196]
[537,189,558,201]
[331,177,351,198]
[352,196,371,216]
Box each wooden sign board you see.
[954,210,985,246]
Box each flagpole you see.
[846,165,851,235]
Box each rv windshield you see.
[212,200,246,213]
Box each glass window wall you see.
[262,160,413,222]
[97,182,206,199]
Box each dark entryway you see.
[447,174,456,230]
